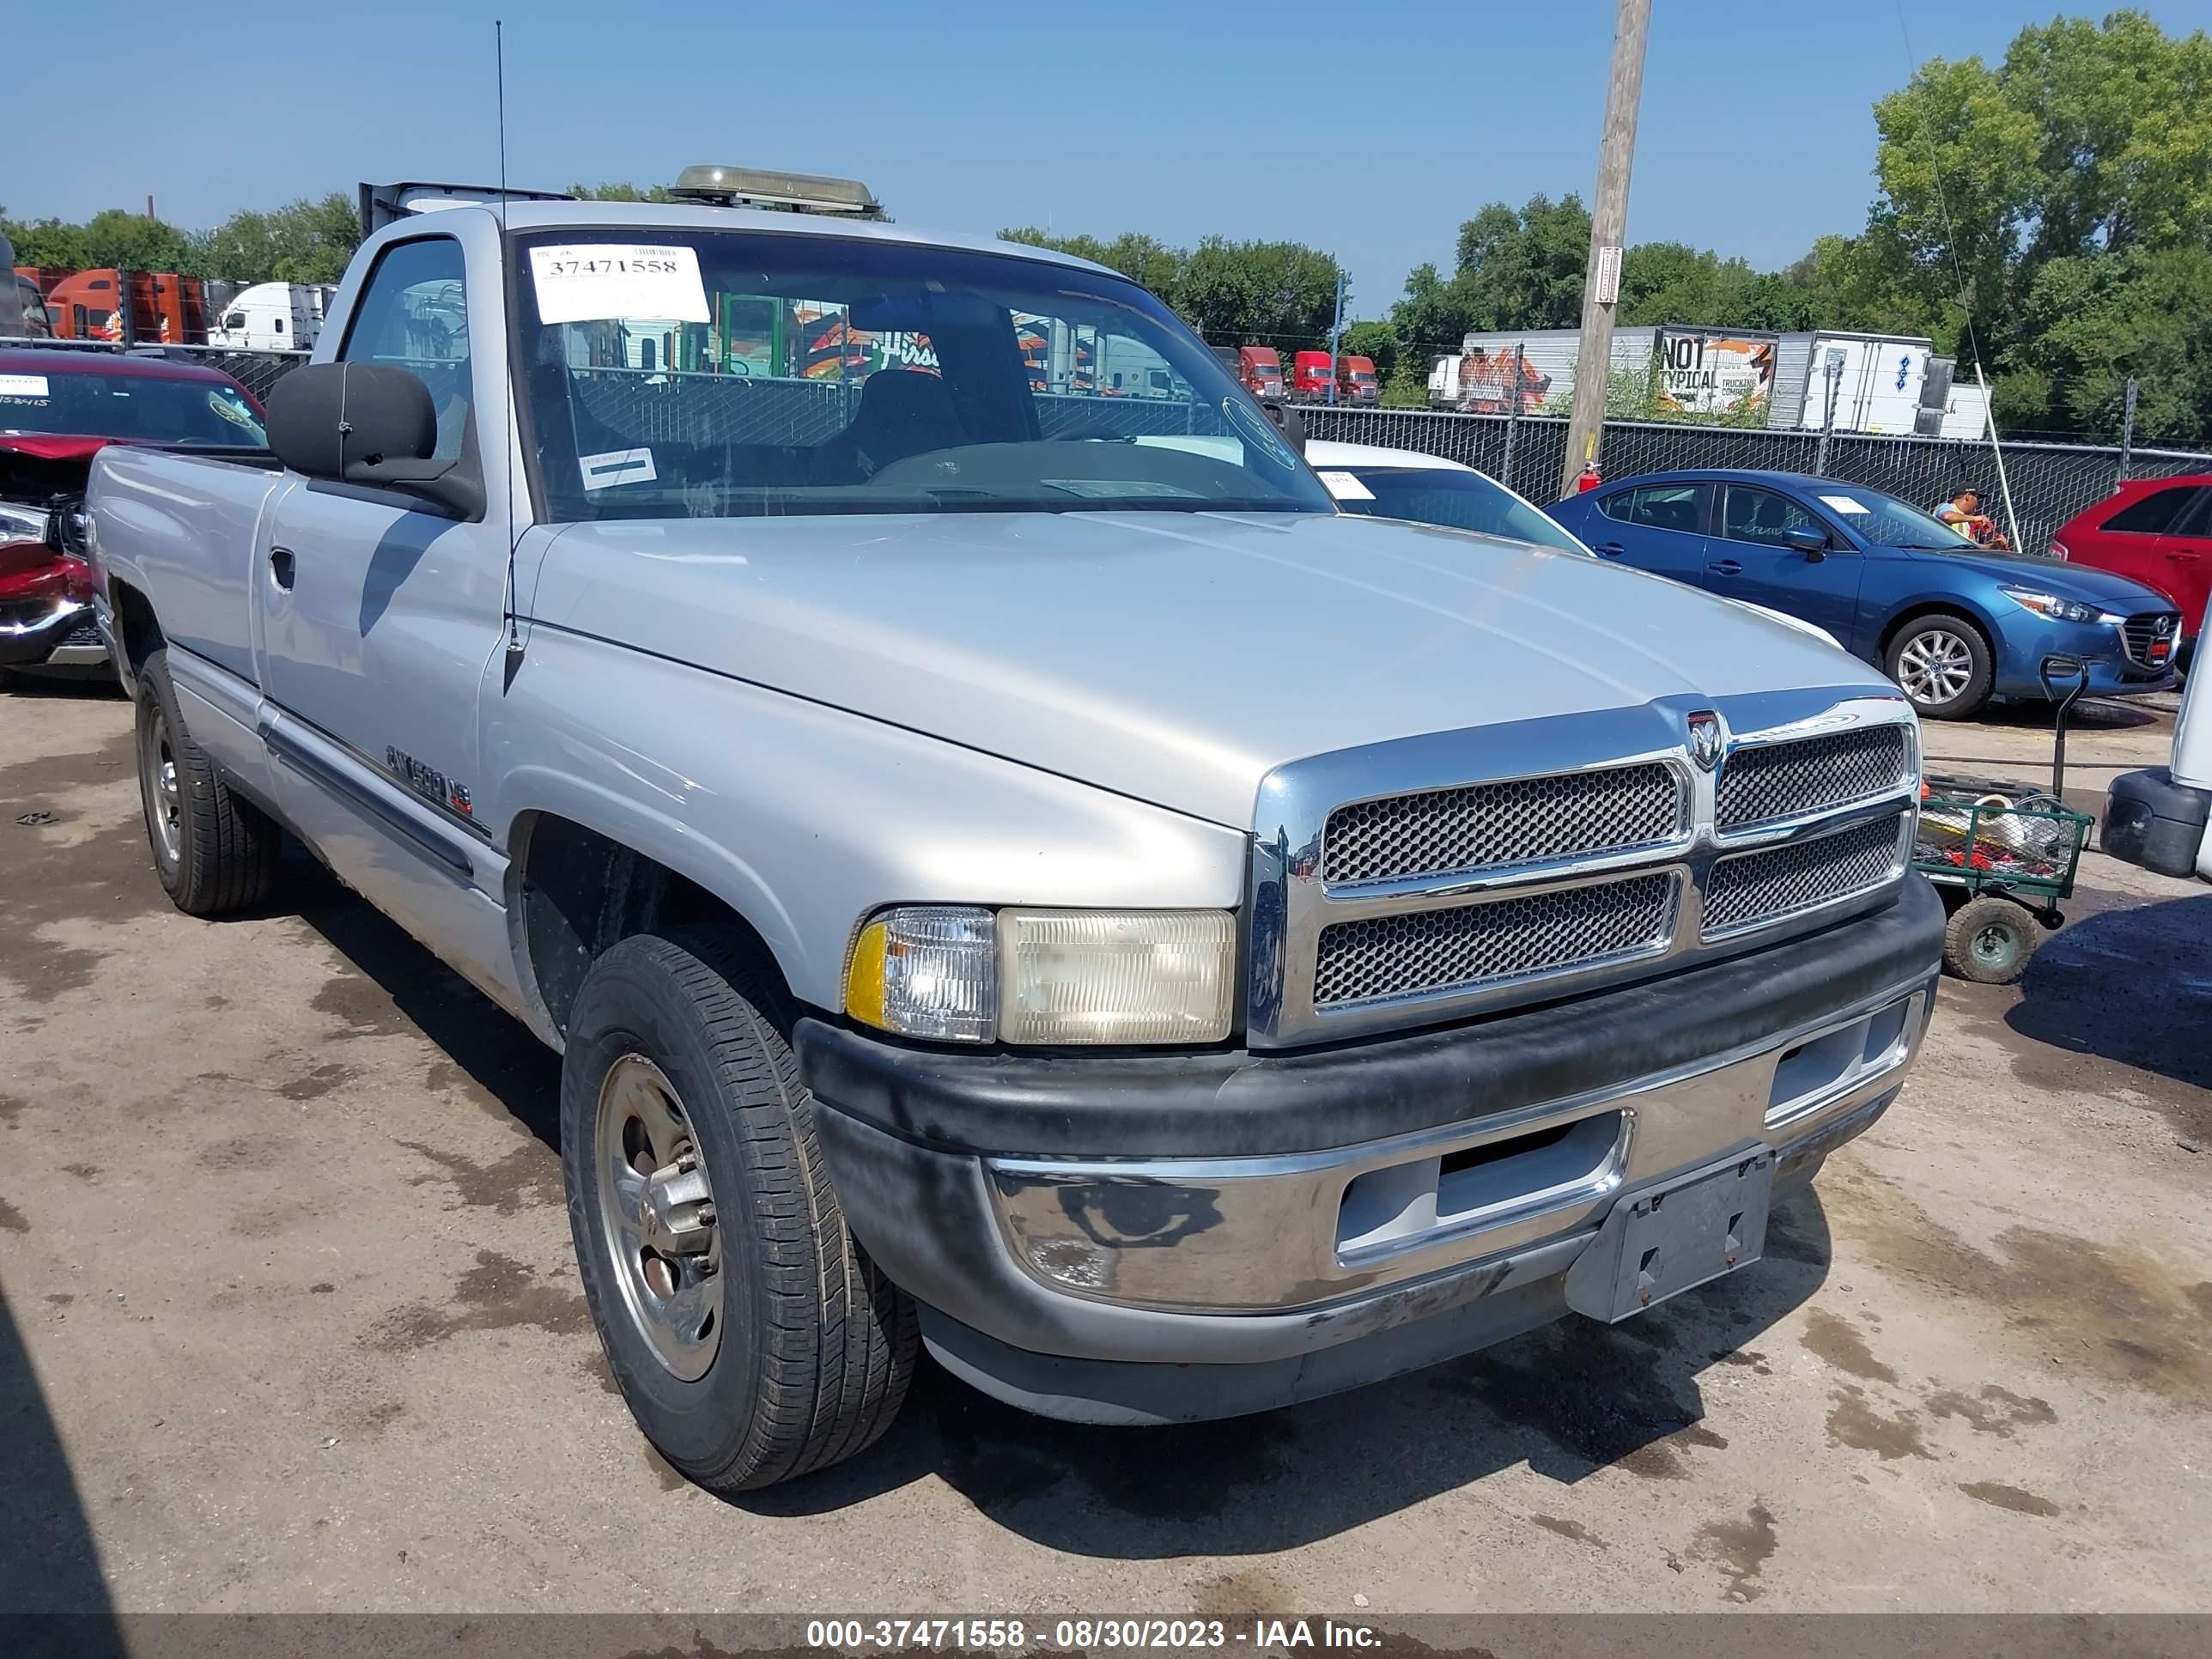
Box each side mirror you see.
[1259,398,1307,455]
[265,362,477,517]
[1783,526,1828,560]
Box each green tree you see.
[1860,9,2212,426]
[1176,235,1343,348]
[195,193,361,284]
[1339,319,1398,380]
[570,181,680,203]
[999,228,1183,300]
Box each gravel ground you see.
[1,679,2206,1618]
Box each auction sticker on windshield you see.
[0,375,52,400]
[1820,493,1871,515]
[1317,470,1376,501]
[528,245,709,325]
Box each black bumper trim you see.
[795,872,1943,1161]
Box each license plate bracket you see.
[1563,1152,1774,1323]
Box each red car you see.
[0,346,266,682]
[2052,474,2212,665]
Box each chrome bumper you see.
[981,976,1928,1316]
[0,597,106,667]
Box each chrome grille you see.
[2121,611,2181,670]
[1716,726,1911,831]
[1322,763,1684,885]
[1703,814,1907,936]
[1315,872,1676,1007]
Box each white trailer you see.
[1787,331,1931,435]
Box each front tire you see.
[135,647,280,915]
[561,929,917,1493]
[1887,615,1993,720]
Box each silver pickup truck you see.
[86,176,1942,1493]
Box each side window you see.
[339,237,471,465]
[1612,483,1705,534]
[2104,485,2203,536]
[1720,484,1822,547]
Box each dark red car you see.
[2052,474,2212,665]
[0,346,266,681]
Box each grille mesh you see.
[1322,763,1684,885]
[1716,726,1910,831]
[2122,612,2180,669]
[1315,873,1676,1007]
[1704,814,1906,935]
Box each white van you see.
[208,283,321,352]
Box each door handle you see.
[2168,550,2202,562]
[1707,558,1744,577]
[269,546,295,590]
[1594,540,1626,557]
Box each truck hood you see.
[532,510,1895,827]
[1890,542,2177,610]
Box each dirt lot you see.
[2,681,2207,1618]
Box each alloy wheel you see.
[1897,629,1973,706]
[594,1054,723,1381]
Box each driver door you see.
[255,228,516,989]
[1705,483,1865,648]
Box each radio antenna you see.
[497,18,525,678]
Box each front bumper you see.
[0,597,107,669]
[801,874,1942,1422]
[1991,617,2176,699]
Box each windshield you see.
[0,366,266,447]
[1328,466,1586,553]
[511,229,1332,522]
[1804,483,1972,549]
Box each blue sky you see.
[15,1,2212,318]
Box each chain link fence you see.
[1301,404,2212,558]
[55,341,2209,556]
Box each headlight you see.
[2000,586,2103,625]
[844,905,1236,1046]
[0,501,50,545]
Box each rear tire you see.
[561,928,917,1493]
[135,647,280,915]
[1886,614,1993,720]
[1942,895,2039,984]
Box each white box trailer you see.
[1452,325,1783,421]
[1448,325,1938,434]
[1788,331,1932,435]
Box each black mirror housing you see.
[265,362,478,517]
[1258,398,1307,455]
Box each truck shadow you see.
[0,1283,126,1646]
[744,1193,1834,1555]
[285,851,562,1151]
[2002,889,2212,1136]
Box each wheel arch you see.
[106,576,164,696]
[504,802,809,1045]
[1876,599,1997,664]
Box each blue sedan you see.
[1546,469,2183,718]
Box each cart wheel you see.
[1942,896,2039,984]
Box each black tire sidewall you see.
[134,651,190,898]
[561,941,781,1472]
[1948,896,2035,982]
[1888,616,1993,720]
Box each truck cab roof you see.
[371,198,1121,281]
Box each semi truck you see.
[85,168,1942,1492]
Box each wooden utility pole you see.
[1559,0,1654,497]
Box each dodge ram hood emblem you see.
[1687,712,1723,771]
